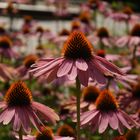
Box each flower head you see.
[0,36,12,49]
[57,124,75,137]
[30,31,124,86]
[59,29,70,36]
[4,81,32,106]
[23,55,38,69]
[95,90,118,111]
[130,24,140,37]
[36,126,54,140]
[62,31,93,60]
[82,86,100,103]
[0,81,59,133]
[97,27,110,38]
[80,90,138,134]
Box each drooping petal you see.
[26,107,41,132]
[108,111,119,130]
[0,102,6,109]
[116,111,131,129]
[13,107,21,132]
[32,102,59,124]
[78,70,89,86]
[98,112,109,133]
[89,61,106,85]
[67,65,77,80]
[81,110,99,126]
[3,107,15,125]
[94,55,124,75]
[75,59,88,71]
[18,107,31,133]
[57,60,73,77]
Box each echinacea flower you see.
[57,124,75,137]
[116,24,140,48]
[0,36,18,59]
[80,90,138,134]
[0,81,59,133]
[0,63,17,82]
[17,54,38,79]
[30,31,124,86]
[15,126,73,140]
[118,81,140,111]
[88,27,112,48]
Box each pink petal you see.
[78,70,89,86]
[3,107,15,125]
[116,111,131,129]
[18,107,31,133]
[46,66,58,83]
[32,102,59,124]
[108,111,118,129]
[75,59,88,71]
[94,55,124,75]
[57,60,73,77]
[26,107,41,132]
[98,112,109,133]
[0,102,6,109]
[89,61,106,85]
[13,107,21,131]
[81,110,99,126]
[0,109,8,123]
[67,65,77,80]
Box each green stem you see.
[76,77,81,140]
[19,128,23,140]
[131,45,137,68]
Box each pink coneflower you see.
[15,126,73,140]
[0,63,17,82]
[17,54,38,79]
[30,31,124,86]
[0,36,18,60]
[116,23,140,67]
[57,124,75,138]
[88,27,112,48]
[80,90,138,134]
[0,81,59,134]
[116,24,140,48]
[118,81,140,112]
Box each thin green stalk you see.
[19,128,23,140]
[131,45,137,68]
[76,77,81,140]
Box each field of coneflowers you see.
[0,0,140,140]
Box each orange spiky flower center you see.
[59,29,70,36]
[62,31,93,60]
[36,127,53,140]
[122,7,133,15]
[97,27,109,38]
[130,24,140,37]
[5,81,32,106]
[82,86,100,103]
[95,90,118,111]
[23,54,38,68]
[0,36,12,49]
[57,124,75,137]
[132,82,140,98]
